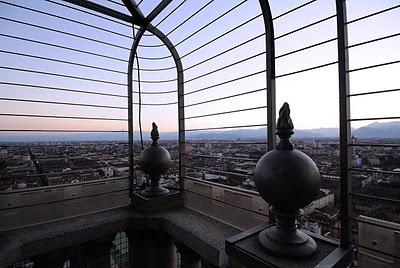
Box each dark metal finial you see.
[276,102,294,150]
[151,122,159,146]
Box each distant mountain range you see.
[0,121,399,142]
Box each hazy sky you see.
[0,0,399,137]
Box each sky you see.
[0,0,399,138]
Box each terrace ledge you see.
[0,205,240,267]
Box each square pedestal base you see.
[226,224,353,268]
[132,188,183,213]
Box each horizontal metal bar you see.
[349,116,400,122]
[347,60,400,73]
[1,171,91,179]
[0,129,128,132]
[350,167,400,175]
[0,97,127,110]
[272,0,317,21]
[0,113,127,121]
[134,89,177,94]
[347,4,400,24]
[46,0,153,37]
[0,66,126,86]
[187,153,258,162]
[347,32,400,49]
[350,217,400,232]
[181,13,262,59]
[0,16,130,51]
[145,0,173,24]
[125,34,165,48]
[105,0,125,6]
[0,141,128,147]
[0,188,128,211]
[275,38,337,59]
[185,105,267,120]
[185,87,267,108]
[0,33,127,63]
[0,0,132,39]
[136,66,176,72]
[348,88,400,97]
[133,101,178,106]
[184,186,266,216]
[175,0,247,47]
[133,77,177,83]
[0,81,126,98]
[46,0,131,28]
[61,0,133,23]
[275,61,337,78]
[184,70,266,96]
[185,175,260,196]
[0,171,127,182]
[185,123,267,132]
[275,14,336,40]
[349,143,400,148]
[350,192,400,205]
[131,53,173,61]
[350,242,400,260]
[185,51,265,84]
[154,0,187,27]
[184,33,265,72]
[5,0,161,48]
[0,49,126,75]
[185,165,253,177]
[166,0,214,36]
[124,43,165,48]
[181,141,267,145]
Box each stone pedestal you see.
[132,190,183,213]
[127,229,176,268]
[226,224,353,268]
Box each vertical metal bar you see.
[336,0,351,249]
[258,1,276,224]
[146,25,185,191]
[128,28,145,203]
[178,62,186,191]
[258,0,276,152]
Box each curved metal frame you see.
[60,0,275,197]
[126,28,184,197]
[124,1,275,199]
[146,25,186,190]
[127,27,146,201]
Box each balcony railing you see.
[0,0,399,267]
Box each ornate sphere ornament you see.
[254,102,321,257]
[138,122,171,197]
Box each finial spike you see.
[276,102,294,150]
[151,122,159,145]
